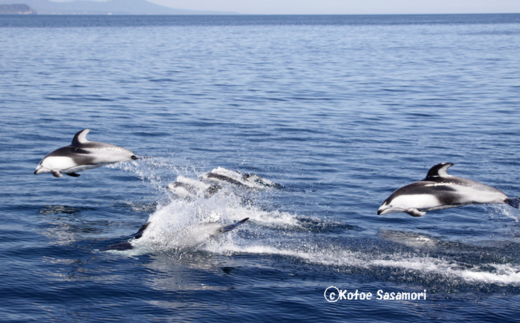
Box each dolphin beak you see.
[34,165,43,175]
[377,206,393,215]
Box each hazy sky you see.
[146,0,520,14]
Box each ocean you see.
[1,14,520,322]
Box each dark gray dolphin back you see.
[71,128,132,151]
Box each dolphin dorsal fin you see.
[71,129,91,146]
[425,163,454,179]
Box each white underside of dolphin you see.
[378,163,520,217]
[35,129,138,178]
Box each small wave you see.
[39,205,95,215]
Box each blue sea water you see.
[1,14,520,322]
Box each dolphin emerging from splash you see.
[35,129,139,178]
[378,163,520,217]
[104,218,250,251]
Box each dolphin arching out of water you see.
[35,129,139,178]
[378,163,520,217]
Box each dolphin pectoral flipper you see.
[51,170,62,178]
[406,209,426,217]
[66,172,80,177]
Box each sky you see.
[145,0,520,15]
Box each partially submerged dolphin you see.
[167,176,222,199]
[104,217,249,251]
[167,168,283,200]
[378,163,520,217]
[199,167,282,189]
[35,129,138,178]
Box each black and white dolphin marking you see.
[167,176,222,199]
[167,168,283,200]
[104,218,250,251]
[35,129,138,178]
[378,163,520,217]
[199,167,282,189]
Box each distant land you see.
[0,0,235,15]
[0,3,37,13]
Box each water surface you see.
[1,14,520,322]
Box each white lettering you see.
[325,288,428,302]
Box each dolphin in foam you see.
[167,176,222,199]
[35,129,138,178]
[199,167,282,189]
[167,168,283,200]
[104,218,249,251]
[378,163,520,217]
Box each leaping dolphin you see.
[378,163,520,217]
[35,129,138,178]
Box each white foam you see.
[208,242,520,285]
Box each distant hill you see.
[0,0,235,15]
[0,4,37,14]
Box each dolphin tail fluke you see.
[506,198,520,208]
[218,218,249,234]
[134,222,150,239]
[132,155,152,160]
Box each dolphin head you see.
[377,199,403,215]
[34,160,50,175]
[34,152,74,177]
[377,189,415,215]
